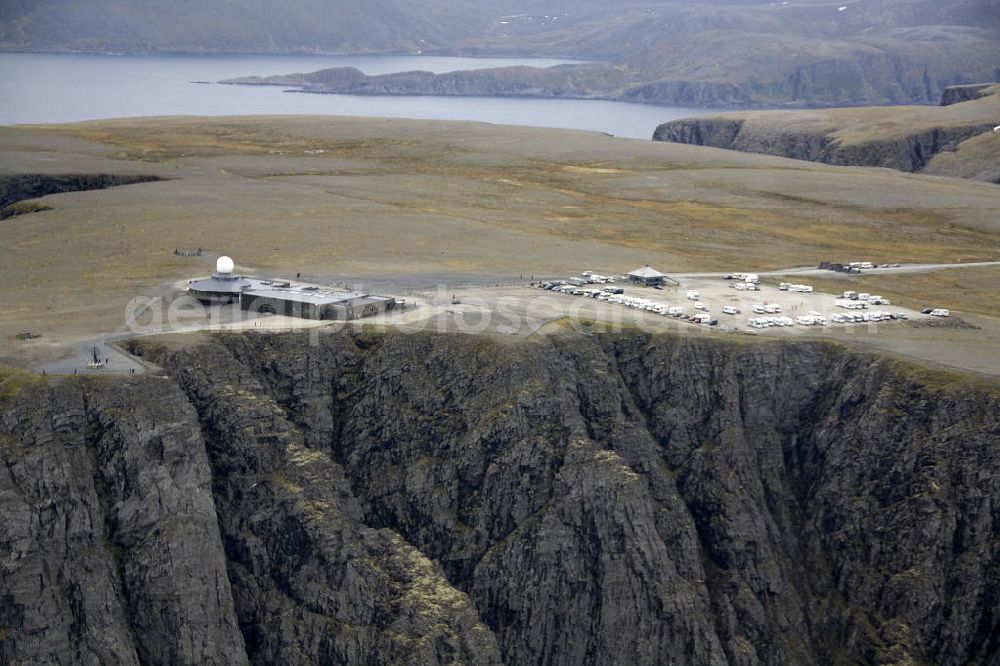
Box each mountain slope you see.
[2,329,999,664]
[0,0,491,54]
[3,0,999,106]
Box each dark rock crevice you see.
[146,340,502,664]
[652,83,999,180]
[0,173,165,219]
[653,116,994,175]
[828,124,995,172]
[79,386,145,665]
[941,83,995,106]
[0,375,245,664]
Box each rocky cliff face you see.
[652,118,993,173]
[653,84,1000,180]
[941,83,996,106]
[2,330,999,664]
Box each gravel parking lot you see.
[516,274,929,335]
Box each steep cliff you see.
[653,84,1000,181]
[2,330,999,664]
[941,83,996,106]
[653,118,993,173]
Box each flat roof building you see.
[240,285,395,321]
[188,255,396,320]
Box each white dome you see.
[216,256,235,274]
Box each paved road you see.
[672,261,1000,279]
[38,339,150,377]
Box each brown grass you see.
[0,116,997,364]
[0,364,44,403]
[706,87,1000,147]
[799,266,1000,316]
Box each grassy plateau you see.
[0,115,997,371]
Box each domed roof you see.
[216,255,235,274]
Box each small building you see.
[627,265,668,287]
[188,256,256,303]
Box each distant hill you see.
[0,0,491,54]
[653,83,1000,182]
[3,0,999,107]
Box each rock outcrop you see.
[941,83,996,106]
[0,174,164,219]
[653,84,1000,181]
[0,374,246,664]
[223,64,631,102]
[653,118,993,173]
[2,330,999,664]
